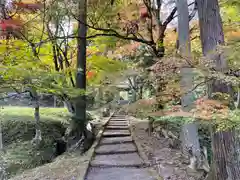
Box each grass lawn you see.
[0,106,70,178]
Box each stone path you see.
[85,114,156,180]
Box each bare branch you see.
[163,7,177,27]
[189,1,197,21]
[70,11,155,46]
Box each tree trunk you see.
[128,76,137,102]
[235,86,240,109]
[0,114,7,180]
[95,87,104,107]
[69,0,95,152]
[63,98,75,114]
[180,68,201,162]
[53,96,57,107]
[30,90,42,145]
[75,0,87,123]
[131,89,137,102]
[156,32,165,57]
[0,120,3,150]
[176,0,201,169]
[211,129,240,180]
[138,85,143,99]
[197,0,240,179]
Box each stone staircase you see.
[85,114,156,180]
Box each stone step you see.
[111,117,126,119]
[95,150,137,155]
[109,119,128,122]
[100,136,133,145]
[110,118,126,121]
[95,143,137,154]
[85,167,155,180]
[90,153,144,167]
[105,126,129,130]
[108,121,128,126]
[106,124,128,126]
[103,130,130,137]
[112,115,125,117]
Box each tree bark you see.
[30,90,42,145]
[53,96,57,107]
[197,0,240,179]
[176,0,201,167]
[128,76,137,102]
[75,0,87,122]
[70,0,95,152]
[211,129,240,180]
[156,32,165,57]
[235,86,240,109]
[0,120,2,150]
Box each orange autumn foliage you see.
[0,19,23,31]
[148,98,229,121]
[0,0,43,37]
[13,2,43,12]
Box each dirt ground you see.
[129,117,205,180]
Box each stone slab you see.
[110,120,127,123]
[112,114,126,117]
[103,130,130,137]
[110,118,127,121]
[105,126,129,130]
[90,153,144,167]
[100,136,133,144]
[95,143,137,154]
[108,121,128,126]
[85,167,156,180]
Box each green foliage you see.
[0,107,68,177]
[216,109,240,131]
[221,4,240,22]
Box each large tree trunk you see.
[176,0,202,170]
[0,121,3,150]
[197,0,240,179]
[75,0,87,123]
[69,0,95,152]
[211,129,240,180]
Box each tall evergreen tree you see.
[196,0,240,179]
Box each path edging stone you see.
[77,111,115,180]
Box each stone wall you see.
[0,93,64,107]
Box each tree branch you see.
[143,0,154,42]
[70,11,155,46]
[189,1,197,21]
[127,77,137,91]
[172,1,196,20]
[163,7,177,27]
